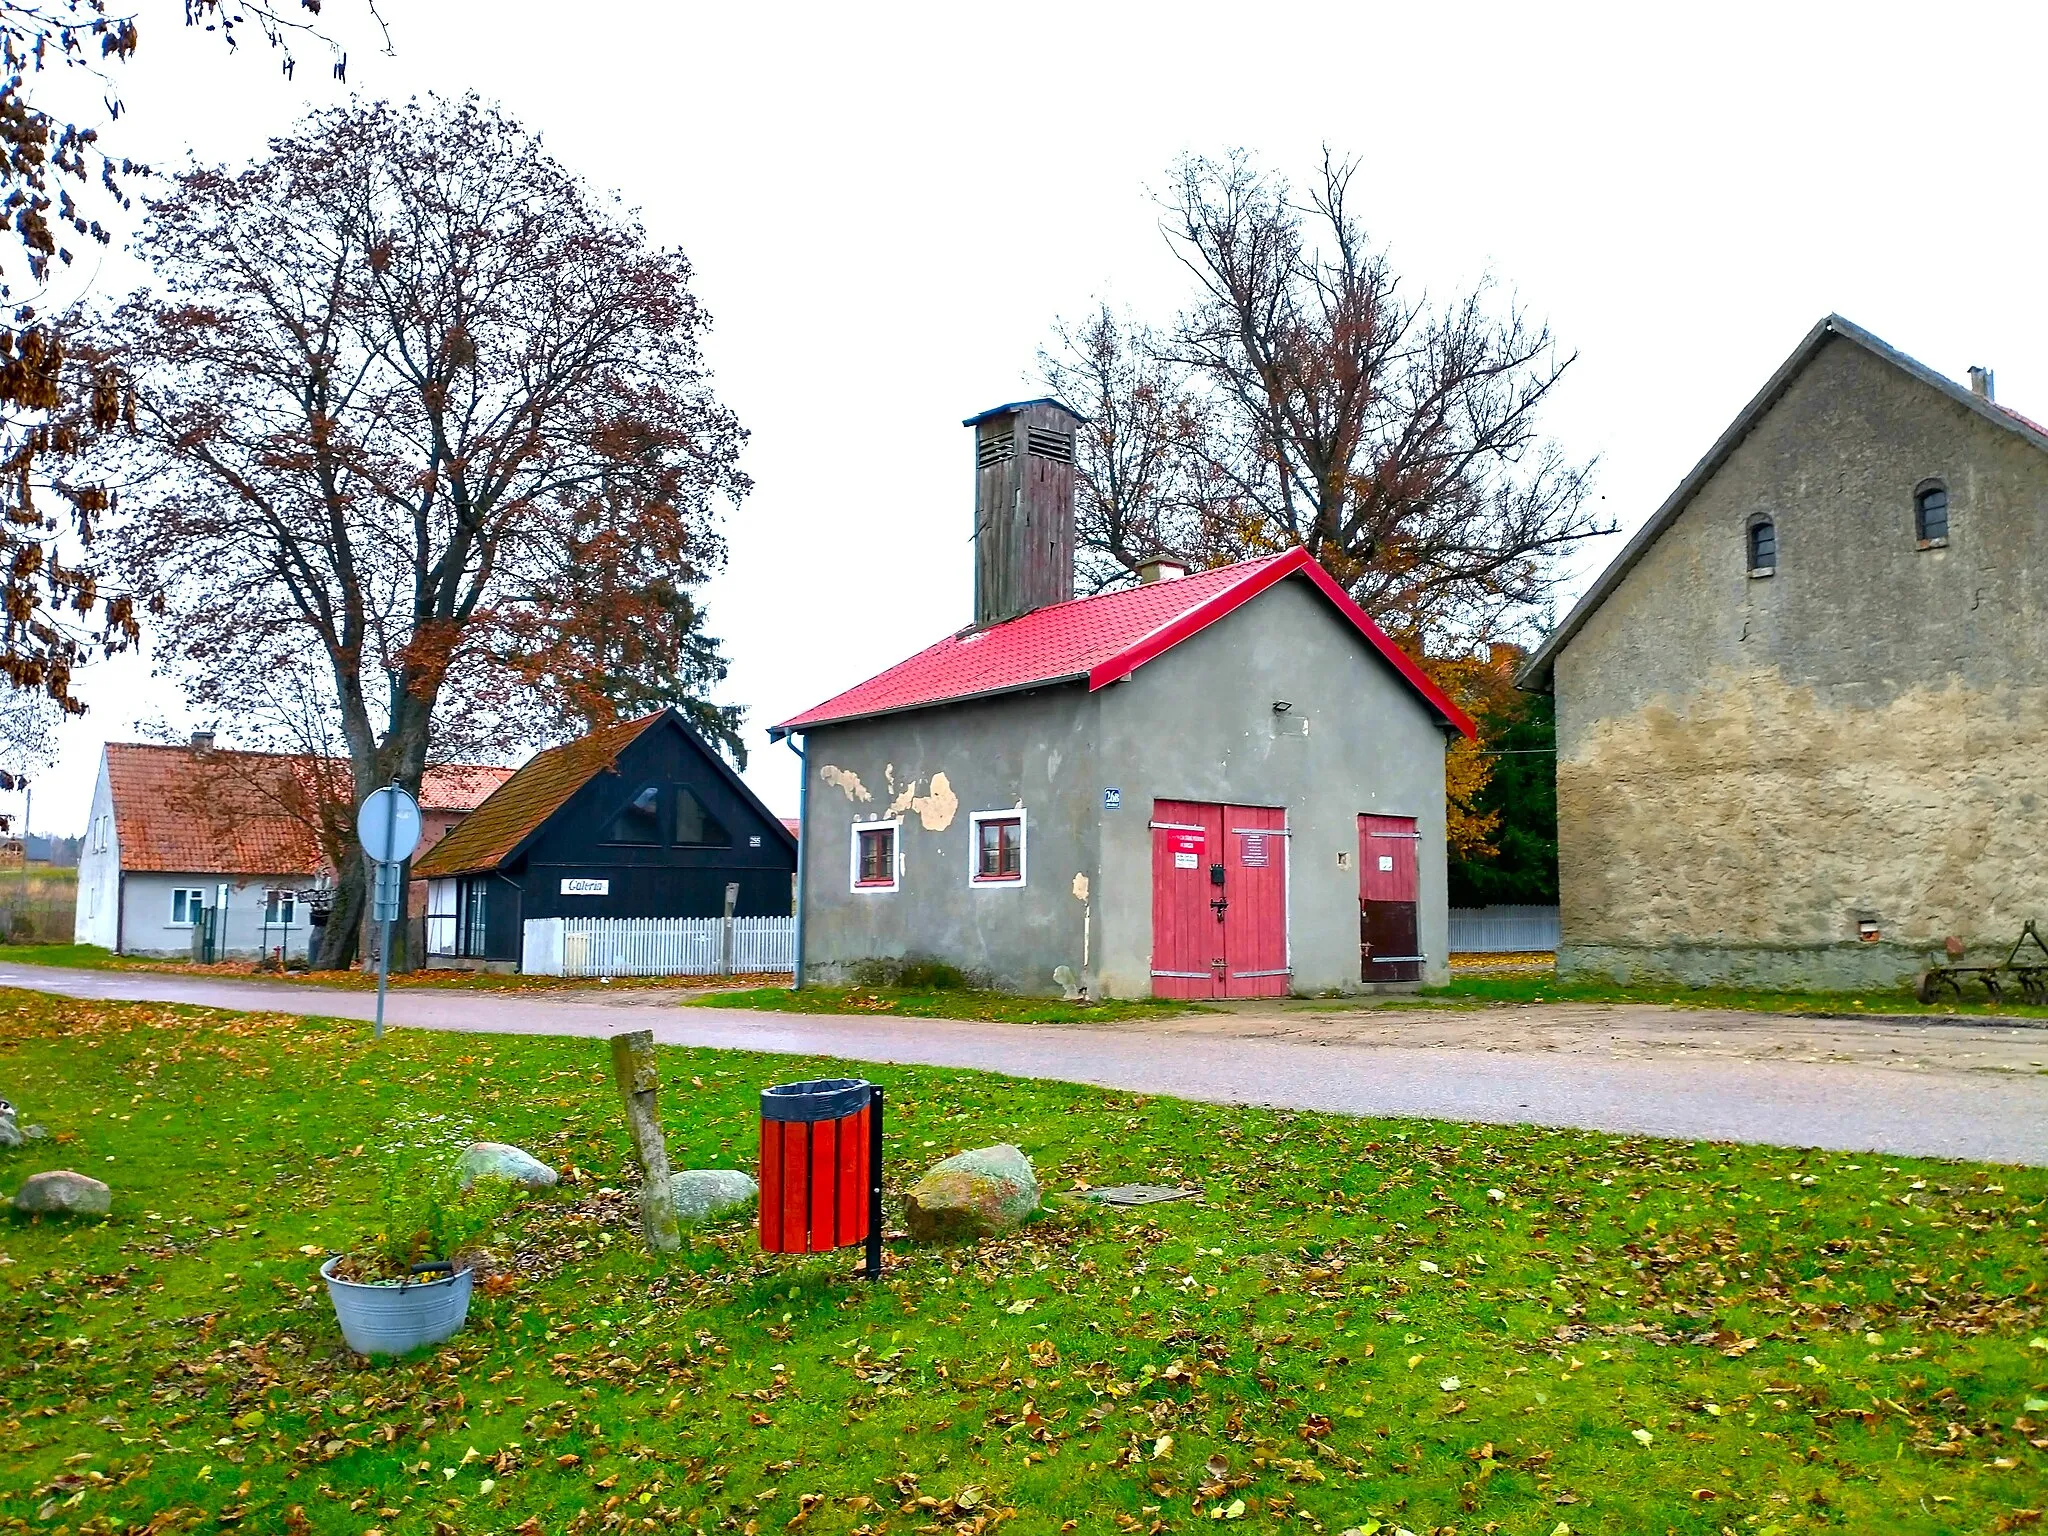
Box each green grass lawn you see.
[1420,973,2048,1021]
[685,984,1194,1025]
[3,990,2046,1536]
[0,943,775,994]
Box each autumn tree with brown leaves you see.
[0,3,382,716]
[99,94,750,967]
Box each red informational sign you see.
[1240,832,1268,867]
[1169,829,1204,869]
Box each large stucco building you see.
[1521,315,2048,988]
[770,400,1474,999]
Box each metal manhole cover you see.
[1078,1184,1199,1207]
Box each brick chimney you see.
[966,398,1086,627]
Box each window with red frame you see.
[975,815,1022,882]
[855,825,896,887]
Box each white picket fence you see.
[521,916,795,978]
[1448,904,1561,953]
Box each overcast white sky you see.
[22,1,2048,834]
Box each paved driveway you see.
[4,962,2045,1166]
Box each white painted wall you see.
[117,872,314,961]
[73,751,120,950]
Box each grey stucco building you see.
[770,399,1474,998]
[1521,314,2048,989]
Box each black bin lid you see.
[761,1077,872,1122]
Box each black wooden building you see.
[412,709,797,965]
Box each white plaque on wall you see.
[560,877,610,896]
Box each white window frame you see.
[425,877,459,957]
[849,817,902,894]
[263,889,296,927]
[169,887,207,927]
[968,808,1028,889]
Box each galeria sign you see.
[560,877,610,896]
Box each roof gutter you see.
[782,731,808,991]
[769,674,1091,740]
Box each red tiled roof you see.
[413,712,668,879]
[2001,403,2048,439]
[104,744,515,875]
[773,548,1475,738]
[420,763,518,813]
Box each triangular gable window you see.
[606,784,663,844]
[675,786,730,847]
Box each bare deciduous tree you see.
[1048,150,1605,646]
[1037,305,1237,594]
[99,94,750,967]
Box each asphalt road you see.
[4,962,2046,1166]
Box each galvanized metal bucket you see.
[320,1255,473,1356]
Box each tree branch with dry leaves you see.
[0,1,387,713]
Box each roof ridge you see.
[412,708,678,879]
[1518,313,2048,690]
[771,546,1473,738]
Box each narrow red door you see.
[1359,813,1421,982]
[1222,806,1289,997]
[1150,800,1225,998]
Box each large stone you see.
[904,1144,1039,1243]
[669,1169,758,1224]
[457,1142,558,1191]
[13,1170,111,1217]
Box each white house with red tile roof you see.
[770,400,1474,999]
[76,736,511,960]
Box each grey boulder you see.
[905,1144,1039,1243]
[670,1169,758,1224]
[457,1141,558,1191]
[14,1169,112,1217]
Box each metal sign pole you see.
[374,787,396,1041]
[355,784,420,1043]
[865,1085,885,1281]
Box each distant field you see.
[0,863,75,943]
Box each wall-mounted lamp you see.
[1271,700,1293,714]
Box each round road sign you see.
[356,784,422,865]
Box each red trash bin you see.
[759,1077,884,1276]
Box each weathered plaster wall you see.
[797,574,1453,997]
[1095,576,1451,996]
[798,687,1101,993]
[1554,334,2048,986]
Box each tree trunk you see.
[314,846,367,970]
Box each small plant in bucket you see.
[321,1160,522,1356]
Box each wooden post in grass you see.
[608,1029,681,1253]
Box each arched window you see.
[1916,484,1949,544]
[1748,518,1777,574]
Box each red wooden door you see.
[1150,800,1225,998]
[1359,813,1421,982]
[1222,806,1289,997]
